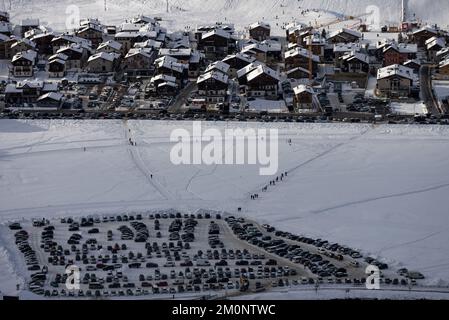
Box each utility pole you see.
[308,36,313,84]
[401,0,407,23]
[104,0,107,12]
[166,0,169,13]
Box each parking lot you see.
[6,210,423,299]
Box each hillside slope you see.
[2,0,448,33]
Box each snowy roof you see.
[115,31,140,38]
[134,39,163,49]
[303,34,326,45]
[286,66,311,76]
[11,38,36,49]
[37,92,63,102]
[159,48,192,57]
[155,56,187,73]
[17,79,44,89]
[333,43,362,53]
[246,64,279,82]
[115,27,158,39]
[383,43,418,54]
[158,81,178,88]
[125,47,153,59]
[329,28,362,40]
[80,18,102,27]
[78,22,103,34]
[439,58,449,69]
[403,59,421,67]
[286,23,308,34]
[377,64,414,80]
[12,50,37,63]
[293,84,314,95]
[52,34,92,47]
[236,61,263,79]
[98,40,122,51]
[120,22,145,32]
[223,52,256,64]
[88,52,120,63]
[197,70,229,85]
[31,31,54,41]
[285,47,320,63]
[150,74,177,84]
[49,58,66,65]
[242,43,268,54]
[426,37,446,50]
[132,15,157,25]
[436,47,449,58]
[412,25,439,35]
[202,29,231,40]
[205,61,230,74]
[261,40,282,52]
[249,21,270,30]
[340,52,370,64]
[57,44,84,54]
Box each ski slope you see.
[1,119,449,297]
[3,0,449,34]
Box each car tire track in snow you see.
[123,121,176,201]
[311,182,449,215]
[376,227,449,254]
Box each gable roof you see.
[197,70,229,85]
[236,61,263,79]
[377,64,414,80]
[159,48,192,57]
[246,64,279,82]
[340,52,370,64]
[202,28,231,40]
[98,40,122,51]
[88,52,120,63]
[286,66,311,76]
[37,92,63,102]
[155,56,187,73]
[249,21,270,30]
[329,28,362,40]
[412,25,439,35]
[12,50,37,63]
[285,47,320,62]
[293,84,314,95]
[205,61,230,74]
[426,37,446,50]
[439,58,449,69]
[150,74,177,84]
[436,47,449,58]
[223,52,256,65]
[383,43,418,54]
[125,47,153,59]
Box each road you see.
[420,65,441,115]
[168,81,197,113]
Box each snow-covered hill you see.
[2,0,449,33]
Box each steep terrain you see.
[2,0,448,33]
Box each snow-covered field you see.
[4,0,449,35]
[390,102,428,115]
[1,119,449,299]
